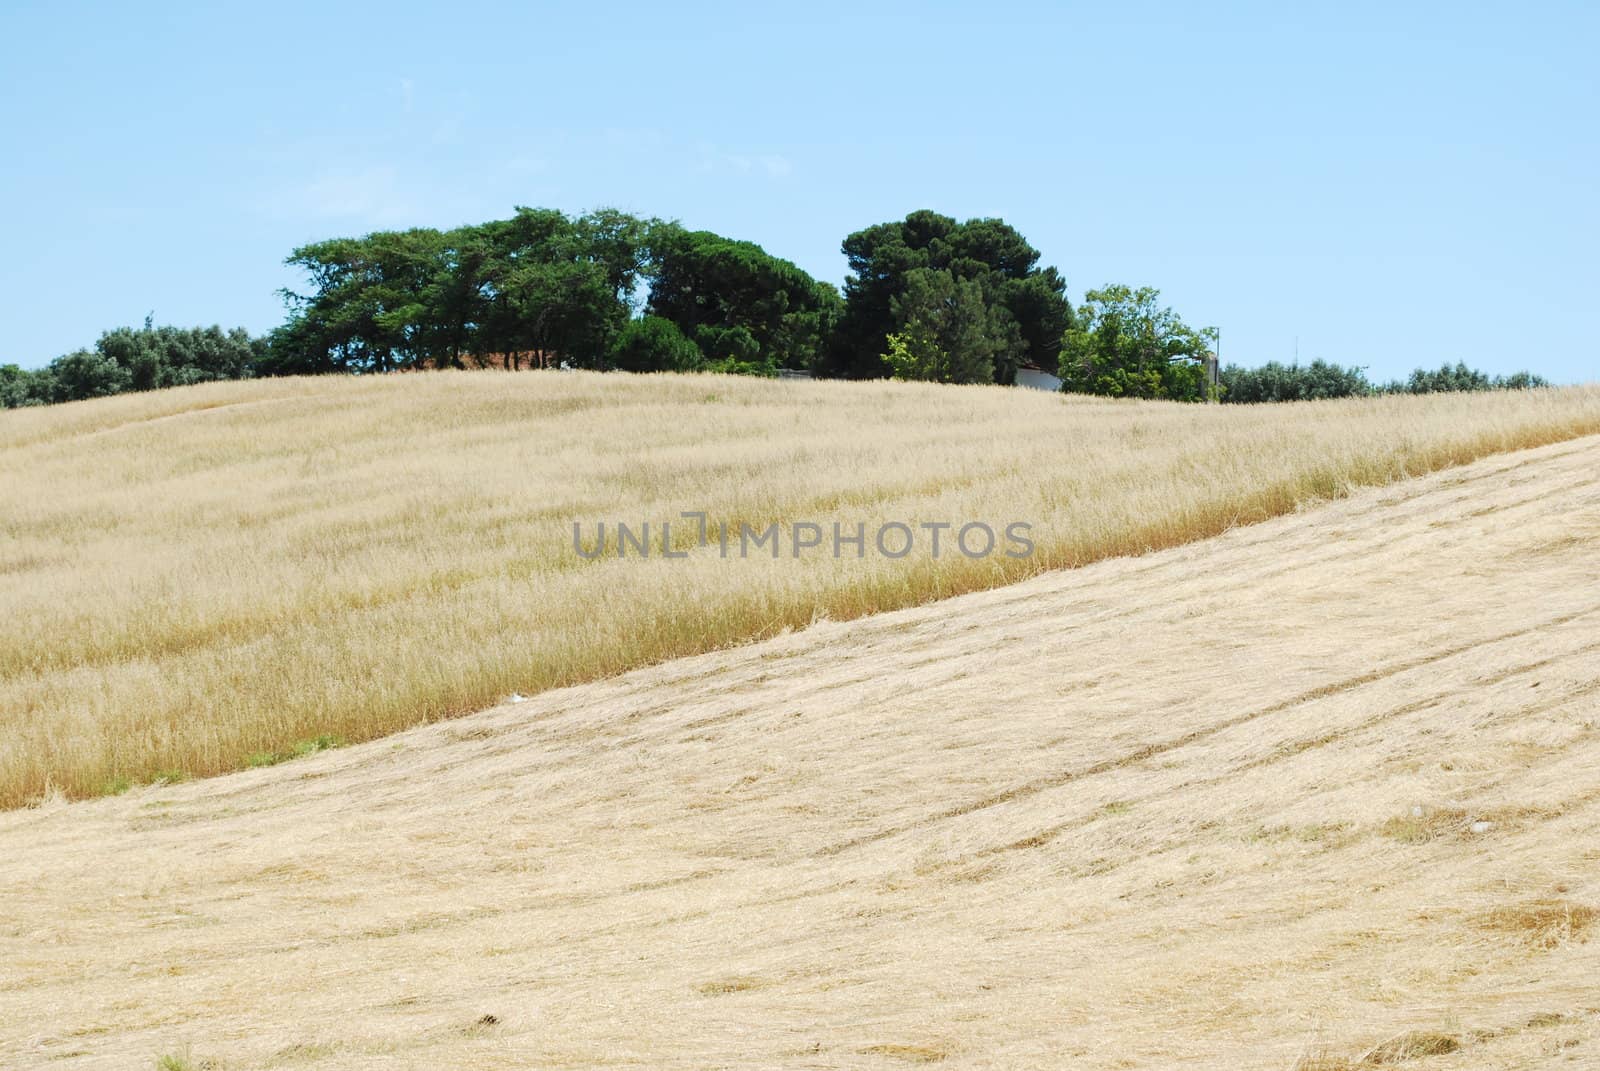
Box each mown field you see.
[4,434,1598,1069]
[3,372,1600,806]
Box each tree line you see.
[1220,359,1548,402]
[2,322,264,408]
[0,206,1553,408]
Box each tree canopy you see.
[1220,359,1374,403]
[646,226,841,373]
[265,209,839,378]
[607,316,703,373]
[1,324,263,407]
[0,203,1560,411]
[1384,362,1548,395]
[270,209,657,375]
[826,209,1071,384]
[881,270,1004,385]
[1057,285,1217,401]
[1219,359,1550,403]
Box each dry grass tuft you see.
[4,372,1600,806]
[861,1042,952,1063]
[1292,1053,1358,1071]
[1357,1030,1461,1064]
[1290,1037,1448,1071]
[1379,808,1472,843]
[1475,899,1598,949]
[1382,804,1563,844]
[266,1042,340,1065]
[697,975,773,995]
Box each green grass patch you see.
[246,733,346,769]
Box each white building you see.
[1014,362,1062,392]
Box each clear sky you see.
[2,0,1596,382]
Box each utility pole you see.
[1207,326,1221,403]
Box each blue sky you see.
[2,0,1596,382]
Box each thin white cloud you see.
[256,166,424,228]
[696,143,794,179]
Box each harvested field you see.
[3,434,1598,1068]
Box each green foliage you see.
[1494,371,1550,390]
[97,325,261,391]
[1221,359,1374,403]
[702,354,779,377]
[1221,359,1552,404]
[881,270,1004,384]
[2,325,264,409]
[608,315,704,372]
[881,332,928,381]
[1057,285,1216,401]
[0,363,52,407]
[245,733,345,768]
[1380,362,1549,394]
[828,209,1070,385]
[99,776,133,797]
[646,226,839,371]
[2,202,1559,410]
[273,207,661,375]
[46,348,133,403]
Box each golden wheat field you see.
[3,432,1598,1069]
[3,373,1600,807]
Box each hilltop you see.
[3,373,1600,805]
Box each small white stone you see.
[1470,820,1493,834]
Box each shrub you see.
[1221,360,1374,403]
[608,316,703,372]
[1381,362,1549,394]
[47,348,132,403]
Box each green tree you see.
[475,208,643,369]
[275,207,655,374]
[827,209,1070,384]
[1058,285,1216,401]
[1217,359,1550,404]
[1221,359,1374,403]
[646,227,840,372]
[608,316,703,372]
[1378,362,1546,394]
[0,364,51,408]
[574,208,657,312]
[881,269,1004,384]
[278,233,428,373]
[2,324,265,408]
[46,348,131,403]
[97,325,260,390]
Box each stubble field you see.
[2,431,1597,1068]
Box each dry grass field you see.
[4,373,1600,806]
[3,433,1597,1069]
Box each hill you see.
[4,373,1600,806]
[2,433,1597,1068]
